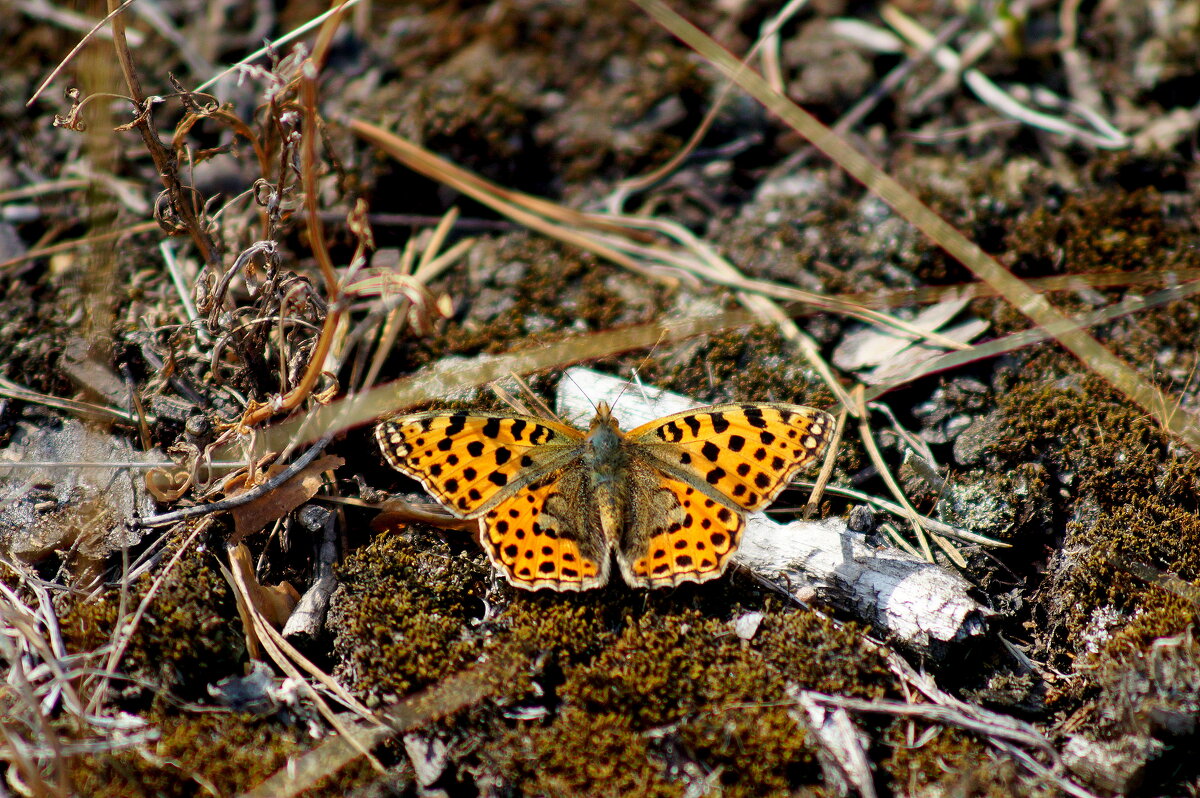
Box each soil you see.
[3,1,1200,796]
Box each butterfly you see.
[375,401,833,591]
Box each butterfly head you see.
[585,401,626,478]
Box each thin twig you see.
[132,434,334,528]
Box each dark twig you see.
[104,0,219,268]
[131,433,334,528]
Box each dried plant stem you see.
[83,519,209,715]
[104,0,218,268]
[804,406,847,519]
[631,0,1200,452]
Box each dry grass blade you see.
[350,118,973,395]
[0,220,159,272]
[631,0,1200,452]
[883,4,1127,149]
[850,388,968,566]
[0,375,138,424]
[863,277,1200,400]
[240,652,525,798]
[590,214,972,352]
[348,119,675,285]
[804,406,847,519]
[219,545,385,774]
[83,521,209,715]
[228,310,761,460]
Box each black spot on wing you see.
[659,421,683,443]
[742,407,768,428]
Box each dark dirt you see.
[4,1,1200,796]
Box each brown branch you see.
[105,0,219,269]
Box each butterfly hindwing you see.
[375,412,585,517]
[480,465,611,591]
[376,399,832,592]
[627,403,834,512]
[618,461,743,589]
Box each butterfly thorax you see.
[584,403,629,485]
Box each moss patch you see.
[330,526,489,701]
[67,713,318,797]
[476,607,889,797]
[882,723,1055,798]
[495,708,683,798]
[59,538,243,702]
[982,372,1200,663]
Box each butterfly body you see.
[376,401,832,591]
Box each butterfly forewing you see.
[375,400,833,592]
[627,404,834,512]
[375,412,585,517]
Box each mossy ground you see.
[6,0,1200,795]
[330,532,894,796]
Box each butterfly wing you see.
[626,403,833,512]
[480,464,611,591]
[617,461,744,589]
[375,412,585,517]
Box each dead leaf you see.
[226,454,344,543]
[227,543,302,660]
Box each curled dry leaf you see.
[225,454,345,542]
[227,543,302,660]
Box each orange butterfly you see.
[376,402,832,591]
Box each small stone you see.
[733,611,764,640]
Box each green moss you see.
[496,708,682,798]
[983,368,1200,674]
[68,712,318,797]
[989,377,1176,503]
[1004,188,1178,277]
[330,528,488,701]
[680,706,816,797]
[560,610,750,728]
[496,594,616,669]
[59,540,243,701]
[487,607,890,797]
[882,723,1054,797]
[753,612,890,698]
[1088,603,1200,737]
[1064,503,1200,630]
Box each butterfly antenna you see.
[611,333,666,413]
[564,368,599,419]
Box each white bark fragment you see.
[791,688,877,798]
[737,514,989,653]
